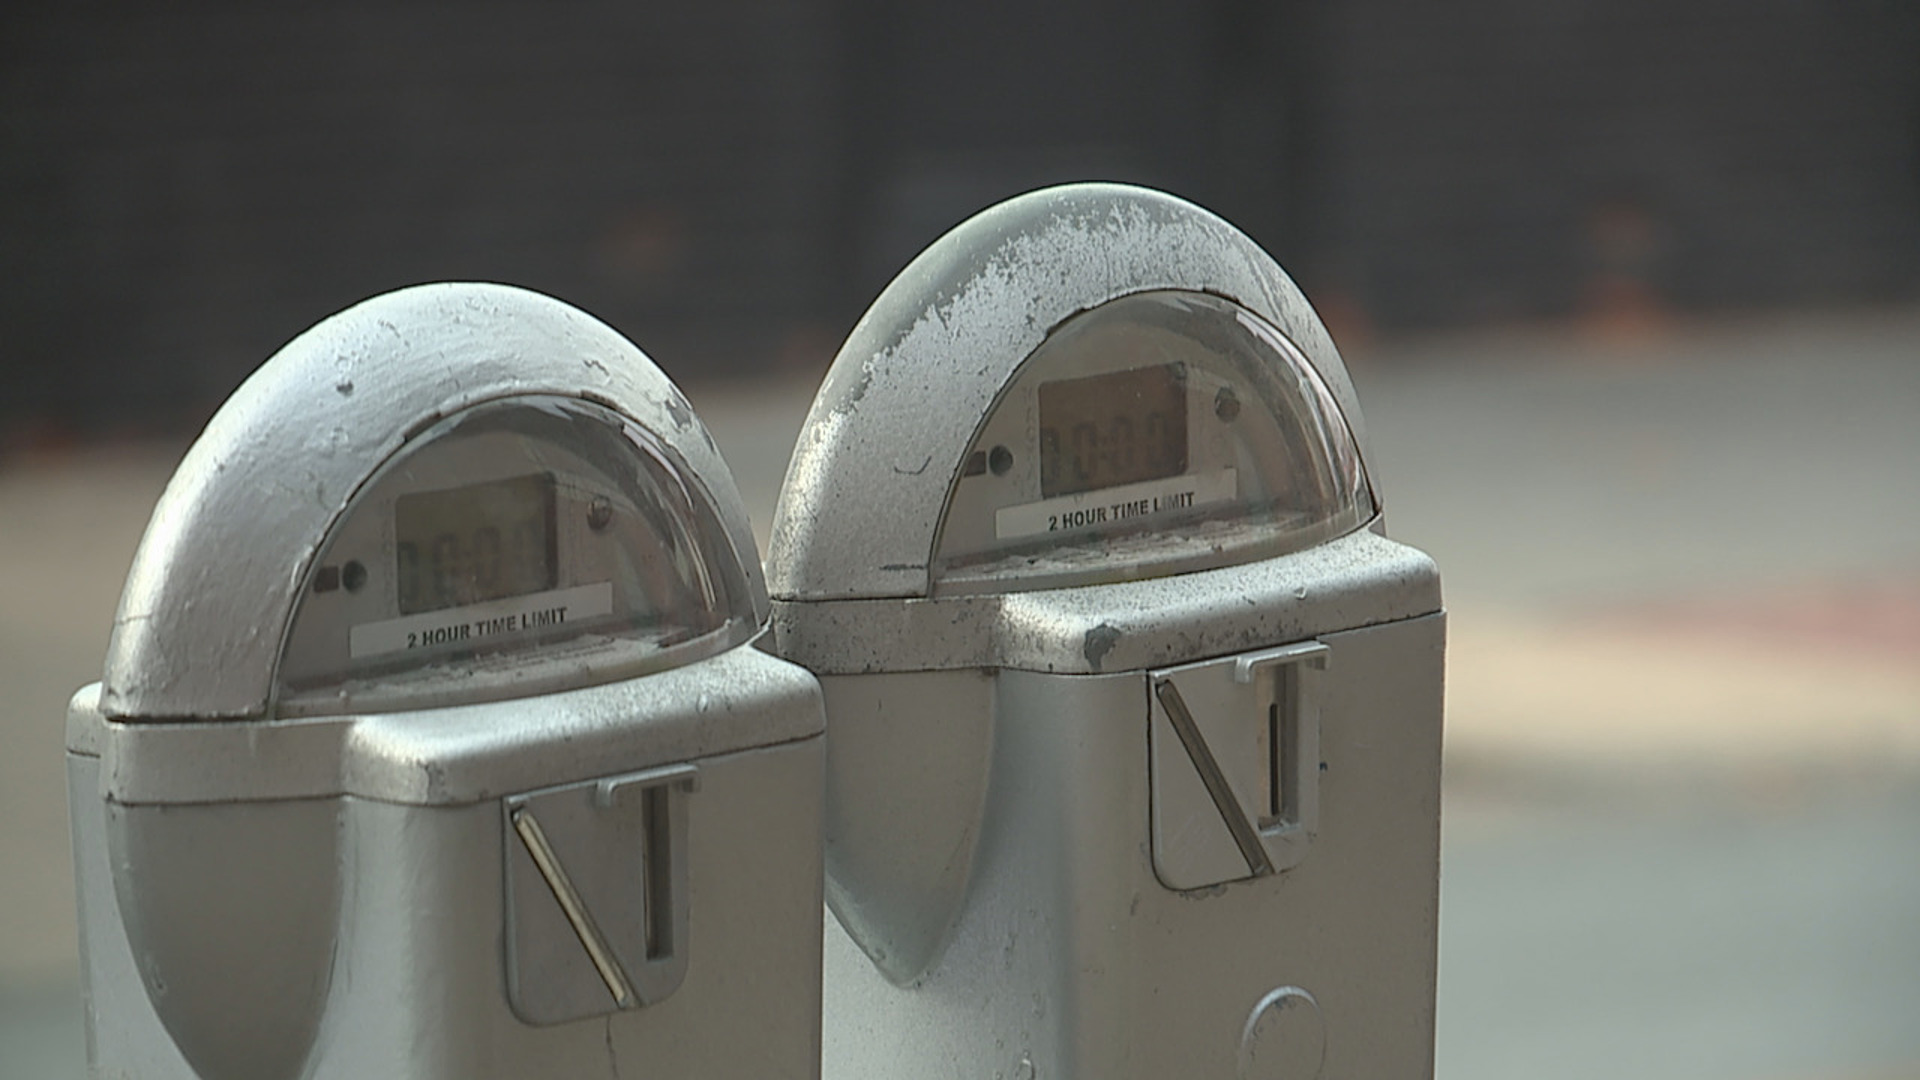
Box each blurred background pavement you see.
[3,1,1918,1076]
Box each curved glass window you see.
[275,396,757,714]
[930,291,1373,594]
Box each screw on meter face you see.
[276,395,759,715]
[929,290,1374,594]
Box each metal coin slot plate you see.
[504,764,696,1025]
[1149,642,1328,891]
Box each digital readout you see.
[394,474,557,615]
[1038,363,1188,497]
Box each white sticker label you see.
[349,582,615,660]
[994,468,1239,541]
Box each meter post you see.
[65,283,826,1079]
[767,184,1444,1078]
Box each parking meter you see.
[64,283,825,1080]
[767,184,1444,1078]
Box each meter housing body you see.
[768,185,1443,1078]
[66,284,824,1080]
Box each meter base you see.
[70,734,824,1080]
[821,612,1443,1080]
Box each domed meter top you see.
[769,183,1379,607]
[100,282,766,722]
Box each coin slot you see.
[1266,701,1282,826]
[643,785,673,961]
[1261,666,1305,830]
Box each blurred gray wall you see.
[3,0,1916,433]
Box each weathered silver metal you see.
[67,283,825,1080]
[73,641,819,806]
[767,183,1444,1079]
[103,282,767,722]
[816,618,1442,1077]
[770,528,1433,675]
[767,184,1371,603]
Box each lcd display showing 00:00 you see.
[394,474,557,615]
[1037,363,1188,497]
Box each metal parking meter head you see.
[772,190,1376,605]
[106,290,766,724]
[768,184,1443,1079]
[67,283,824,1080]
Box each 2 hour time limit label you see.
[995,468,1237,541]
[349,582,614,659]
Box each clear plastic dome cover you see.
[275,396,759,714]
[931,291,1374,593]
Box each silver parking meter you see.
[64,283,825,1080]
[768,184,1444,1078]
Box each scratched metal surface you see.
[766,184,1369,603]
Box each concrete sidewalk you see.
[3,307,1915,1078]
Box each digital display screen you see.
[394,474,557,615]
[1037,363,1188,497]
